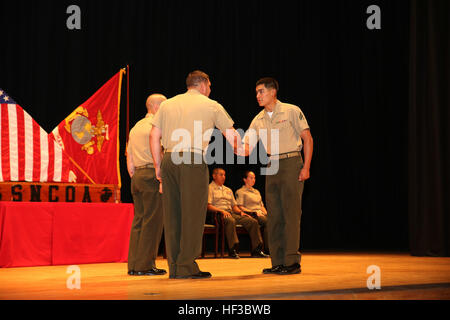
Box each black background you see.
[1,0,412,251]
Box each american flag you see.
[0,89,75,182]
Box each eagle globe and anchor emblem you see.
[64,106,109,155]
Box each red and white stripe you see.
[0,103,71,182]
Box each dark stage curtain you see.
[408,0,450,256]
[1,0,413,251]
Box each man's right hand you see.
[221,210,232,218]
[155,166,162,182]
[155,166,162,194]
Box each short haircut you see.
[256,77,279,92]
[186,70,210,88]
[212,167,225,175]
[243,170,254,179]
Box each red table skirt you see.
[0,202,134,267]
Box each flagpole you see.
[67,156,96,184]
[117,69,126,190]
[126,64,130,143]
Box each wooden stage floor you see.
[1,252,449,300]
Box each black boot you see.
[228,243,240,259]
[251,244,269,258]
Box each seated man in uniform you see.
[207,168,268,259]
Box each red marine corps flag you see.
[51,70,125,186]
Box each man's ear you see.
[198,82,205,95]
[270,88,277,98]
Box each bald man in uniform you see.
[241,78,313,275]
[126,94,167,276]
[150,71,242,279]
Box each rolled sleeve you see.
[213,103,234,131]
[290,107,310,135]
[208,185,214,204]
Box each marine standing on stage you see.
[126,94,167,276]
[241,77,313,275]
[150,70,242,279]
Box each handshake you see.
[226,128,248,157]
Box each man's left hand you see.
[299,168,310,182]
